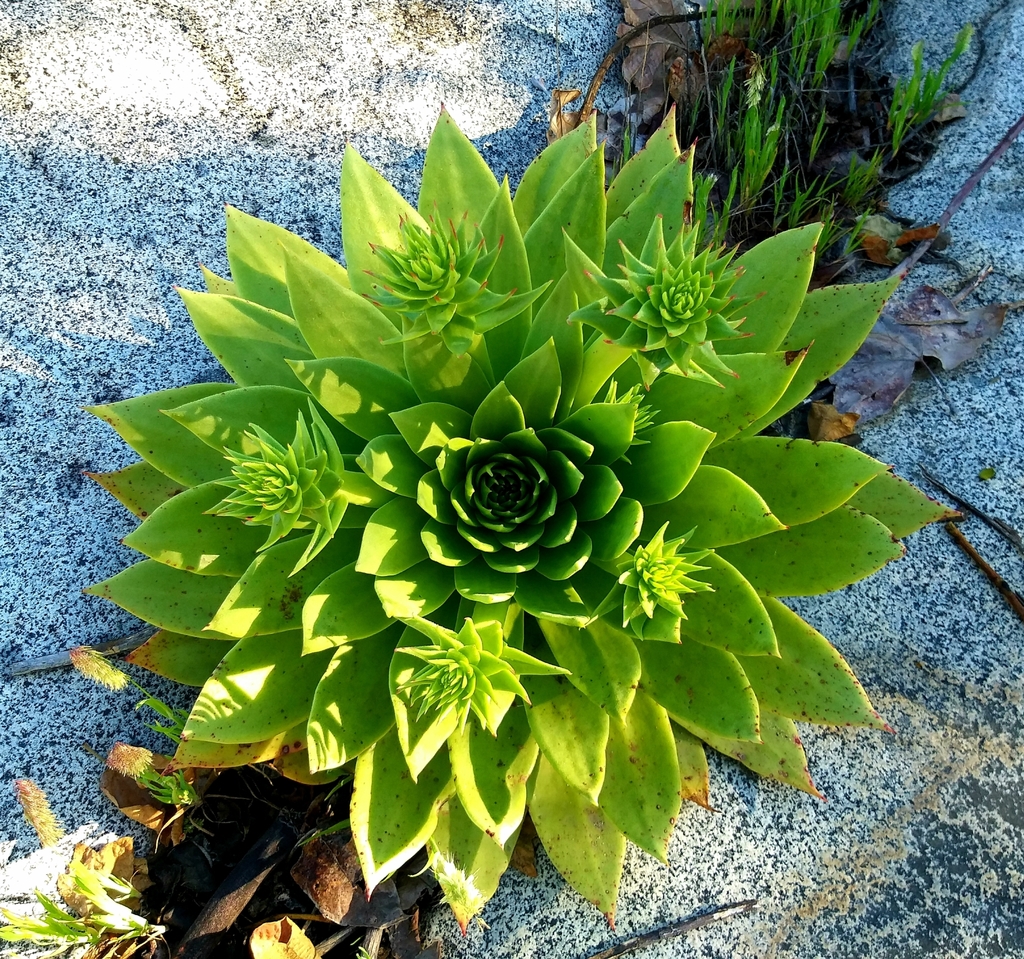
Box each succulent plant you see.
[85,108,953,925]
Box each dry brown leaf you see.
[249,917,317,959]
[934,93,968,123]
[509,816,538,877]
[860,214,906,265]
[546,89,582,144]
[808,402,860,442]
[832,285,1010,421]
[57,838,150,918]
[895,223,940,246]
[290,835,404,927]
[706,32,747,65]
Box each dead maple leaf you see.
[547,89,582,143]
[831,285,1010,421]
[249,917,317,959]
[808,402,860,442]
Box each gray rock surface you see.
[1,1,1023,957]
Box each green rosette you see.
[84,107,955,927]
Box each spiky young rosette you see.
[571,216,747,385]
[367,214,546,356]
[84,107,956,927]
[211,404,346,572]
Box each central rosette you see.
[437,428,582,573]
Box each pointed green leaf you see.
[515,572,590,626]
[742,278,899,433]
[178,291,313,388]
[302,562,390,653]
[503,339,562,429]
[375,560,456,618]
[846,470,957,538]
[123,481,267,576]
[209,531,361,638]
[356,498,428,576]
[200,264,236,296]
[86,461,185,519]
[671,722,710,808]
[584,497,644,561]
[718,224,821,355]
[403,332,493,412]
[738,597,886,727]
[284,249,405,372]
[640,636,759,741]
[513,117,596,232]
[85,561,238,639]
[675,711,822,797]
[523,274,583,421]
[307,625,402,771]
[525,674,609,801]
[171,724,302,770]
[606,108,681,222]
[617,422,715,506]
[351,727,453,893]
[530,754,625,922]
[226,204,348,316]
[430,795,515,932]
[523,146,606,296]
[599,691,680,863]
[558,402,636,465]
[125,630,229,687]
[642,465,784,548]
[449,707,538,845]
[705,436,888,526]
[422,519,476,567]
[717,505,904,596]
[534,533,592,581]
[288,357,418,440]
[420,108,500,223]
[341,145,427,301]
[182,631,332,743]
[539,619,640,721]
[604,152,694,273]
[86,384,235,487]
[166,384,364,456]
[481,178,533,380]
[357,435,427,497]
[673,553,778,657]
[647,351,806,446]
[470,383,526,440]
[391,403,472,464]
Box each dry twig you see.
[586,899,757,959]
[5,626,156,678]
[893,111,1024,281]
[919,464,1023,553]
[944,522,1024,625]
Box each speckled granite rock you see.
[2,1,1023,956]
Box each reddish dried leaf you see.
[290,835,404,927]
[861,233,902,265]
[390,909,441,959]
[895,223,940,246]
[508,814,538,877]
[547,89,582,143]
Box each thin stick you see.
[5,626,157,678]
[892,111,1024,281]
[944,523,1024,625]
[315,927,356,957]
[358,927,385,958]
[586,900,757,959]
[918,464,1023,553]
[579,13,704,123]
